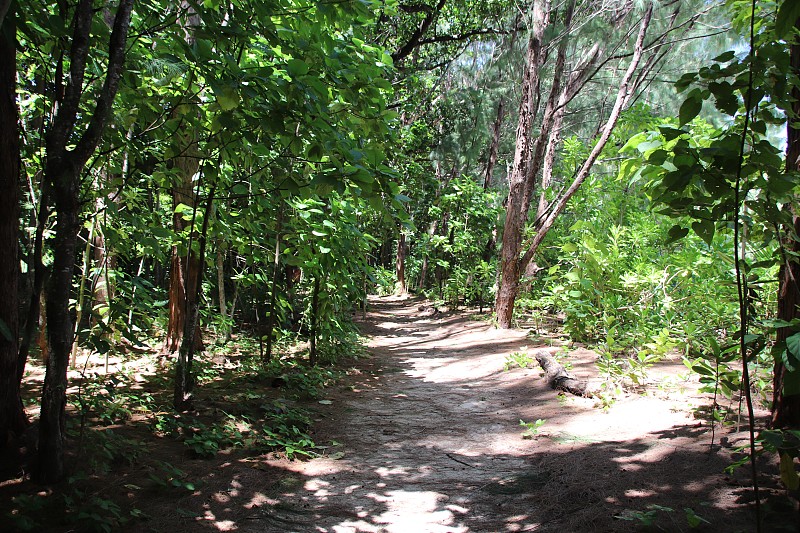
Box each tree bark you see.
[534,349,590,397]
[164,159,204,354]
[0,0,27,447]
[163,4,203,355]
[309,275,321,367]
[772,23,800,428]
[396,231,407,294]
[263,204,284,364]
[174,186,215,410]
[495,0,551,328]
[36,0,133,483]
[484,98,505,191]
[496,1,653,328]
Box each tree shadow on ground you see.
[2,296,797,533]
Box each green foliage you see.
[504,351,534,370]
[757,429,800,490]
[519,418,546,439]
[409,175,501,305]
[73,374,158,425]
[371,266,396,296]
[7,477,145,533]
[617,504,710,530]
[147,461,197,492]
[617,0,800,410]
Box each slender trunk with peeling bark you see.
[495,0,551,328]
[496,1,653,328]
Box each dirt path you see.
[148,295,789,533]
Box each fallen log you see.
[533,349,592,397]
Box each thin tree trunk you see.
[36,0,134,483]
[164,175,203,354]
[164,3,202,355]
[772,23,800,428]
[216,242,227,317]
[0,1,27,446]
[396,232,407,294]
[174,186,215,410]
[18,180,48,384]
[264,204,284,364]
[309,275,320,367]
[484,98,505,191]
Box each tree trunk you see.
[263,204,284,364]
[772,215,800,428]
[174,186,215,410]
[396,232,407,294]
[495,0,550,329]
[38,166,80,483]
[0,1,27,446]
[164,3,203,355]
[309,275,320,367]
[164,175,203,354]
[772,25,800,428]
[484,98,505,191]
[35,0,134,483]
[18,181,49,385]
[496,1,653,328]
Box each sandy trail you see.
[193,295,769,533]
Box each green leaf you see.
[665,225,689,244]
[691,220,715,246]
[212,83,240,111]
[658,126,686,141]
[287,58,309,77]
[787,332,800,360]
[679,95,702,126]
[713,51,735,63]
[776,1,800,38]
[779,452,799,490]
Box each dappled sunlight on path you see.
[152,295,779,533]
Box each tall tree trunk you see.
[396,232,407,294]
[495,0,550,328]
[309,274,321,367]
[164,163,203,354]
[484,98,505,191]
[163,4,202,355]
[263,204,284,364]
[35,0,133,483]
[771,24,800,428]
[0,0,27,446]
[18,179,49,384]
[174,186,215,410]
[496,1,653,328]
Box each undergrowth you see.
[8,330,363,532]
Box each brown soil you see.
[3,295,798,532]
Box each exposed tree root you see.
[533,349,592,397]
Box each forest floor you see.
[4,295,799,532]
